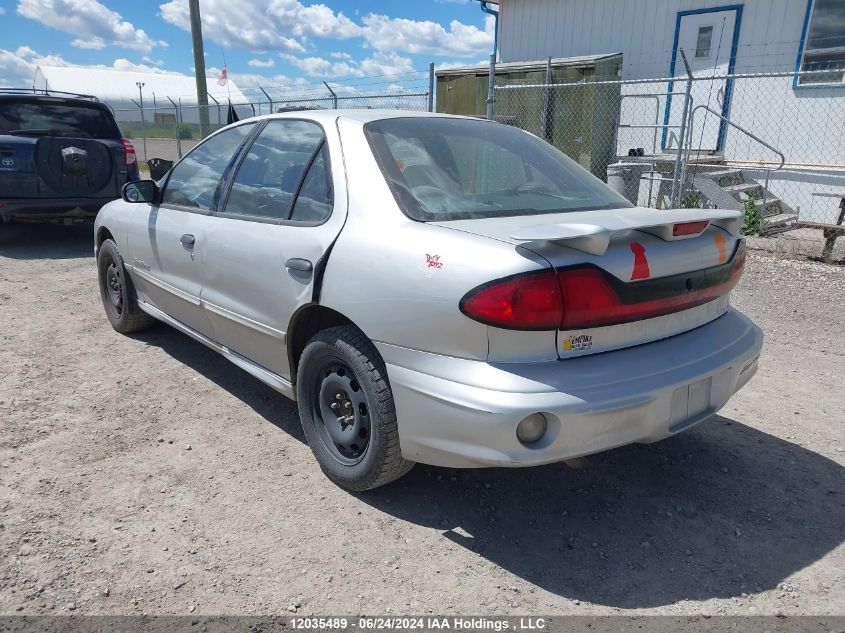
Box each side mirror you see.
[122,180,158,204]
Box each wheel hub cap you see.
[316,364,370,463]
[106,262,123,313]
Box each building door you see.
[663,6,742,153]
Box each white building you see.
[33,65,249,127]
[493,0,845,224]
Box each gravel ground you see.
[0,223,842,616]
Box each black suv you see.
[0,90,140,222]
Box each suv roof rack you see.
[0,87,101,102]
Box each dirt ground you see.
[0,222,842,616]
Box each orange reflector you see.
[673,220,710,236]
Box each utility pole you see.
[189,0,211,137]
[136,81,147,162]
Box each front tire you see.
[97,239,156,333]
[297,325,414,491]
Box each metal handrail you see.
[684,103,786,215]
[686,104,785,171]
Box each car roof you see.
[248,108,476,126]
[0,94,110,109]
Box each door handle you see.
[180,234,195,248]
[285,258,313,273]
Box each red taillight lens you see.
[557,267,622,329]
[460,270,563,330]
[461,241,746,331]
[673,220,710,236]
[121,138,137,166]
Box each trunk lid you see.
[436,207,745,359]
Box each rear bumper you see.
[378,308,763,468]
[0,198,114,220]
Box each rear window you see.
[364,117,633,221]
[0,100,120,139]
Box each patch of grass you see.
[741,197,763,236]
[680,191,703,208]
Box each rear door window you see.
[221,119,327,222]
[0,100,120,139]
[289,144,333,223]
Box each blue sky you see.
[0,0,493,97]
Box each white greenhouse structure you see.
[32,65,250,127]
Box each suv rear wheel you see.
[297,325,414,491]
[97,239,155,333]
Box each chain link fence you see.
[112,88,431,165]
[494,65,845,262]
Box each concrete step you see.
[705,168,745,187]
[754,197,786,217]
[761,212,799,230]
[726,182,763,197]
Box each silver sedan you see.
[94,110,763,490]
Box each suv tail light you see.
[461,241,746,331]
[121,138,137,166]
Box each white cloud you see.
[158,0,305,53]
[158,0,492,58]
[17,0,166,52]
[248,58,276,68]
[0,45,177,86]
[361,14,495,57]
[71,37,107,50]
[281,51,414,79]
[329,52,352,60]
[0,7,6,14]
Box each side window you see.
[290,144,333,223]
[161,124,254,210]
[222,119,325,221]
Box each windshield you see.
[364,117,633,221]
[0,100,120,139]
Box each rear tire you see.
[296,325,414,491]
[97,239,156,333]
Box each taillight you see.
[461,241,746,331]
[673,220,709,236]
[121,138,137,166]
[459,270,563,330]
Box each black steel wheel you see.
[104,258,124,319]
[313,361,372,465]
[297,325,414,491]
[97,239,156,333]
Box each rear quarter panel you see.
[319,117,552,361]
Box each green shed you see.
[436,53,623,180]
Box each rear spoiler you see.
[509,208,743,256]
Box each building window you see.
[695,26,714,58]
[798,0,845,85]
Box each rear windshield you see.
[0,100,120,139]
[364,117,633,222]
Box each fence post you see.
[486,53,496,121]
[324,82,338,109]
[428,62,435,112]
[167,96,182,159]
[259,86,274,114]
[130,98,147,163]
[208,93,221,129]
[670,49,693,208]
[540,56,553,141]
